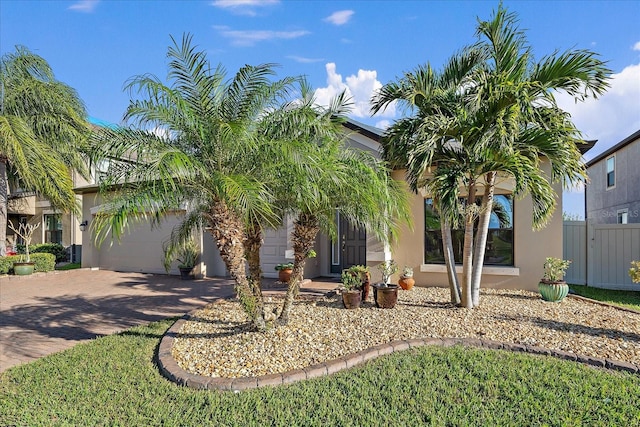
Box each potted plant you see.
[341,269,362,309]
[348,264,371,301]
[630,260,640,284]
[538,257,571,302]
[372,259,399,308]
[8,221,40,275]
[176,240,199,280]
[398,266,415,290]
[275,262,294,283]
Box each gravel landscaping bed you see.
[172,287,640,378]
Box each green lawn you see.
[1,319,639,426]
[55,262,81,271]
[570,285,640,312]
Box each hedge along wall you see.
[0,253,56,274]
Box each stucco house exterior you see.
[76,119,585,292]
[6,170,88,261]
[585,129,640,225]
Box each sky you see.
[2,0,639,218]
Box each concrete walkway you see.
[0,269,337,372]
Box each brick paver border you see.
[157,300,640,392]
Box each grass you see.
[1,319,639,426]
[570,285,640,311]
[55,262,82,271]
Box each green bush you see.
[0,253,56,274]
[16,243,68,263]
[31,253,55,272]
[32,243,68,263]
[0,256,14,274]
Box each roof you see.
[586,129,640,167]
[342,118,383,142]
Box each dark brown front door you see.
[340,217,366,271]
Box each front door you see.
[330,216,366,274]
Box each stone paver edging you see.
[157,311,640,392]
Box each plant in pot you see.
[8,221,40,275]
[348,264,371,301]
[341,269,362,309]
[176,240,199,280]
[398,266,415,290]
[538,257,571,302]
[630,260,640,284]
[372,259,399,308]
[275,262,294,283]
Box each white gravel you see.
[172,287,640,378]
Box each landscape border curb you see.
[157,300,640,392]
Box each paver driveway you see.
[0,269,238,372]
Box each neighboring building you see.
[6,169,88,261]
[77,119,585,292]
[585,129,640,225]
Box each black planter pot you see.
[372,283,399,308]
[179,266,195,280]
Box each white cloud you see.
[68,0,99,12]
[211,0,279,16]
[213,26,309,46]
[633,41,640,51]
[323,10,354,26]
[375,120,391,129]
[555,62,640,160]
[314,63,396,119]
[286,55,324,64]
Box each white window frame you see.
[617,209,628,224]
[606,155,615,189]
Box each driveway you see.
[0,269,240,372]
[0,269,338,372]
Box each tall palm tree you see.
[90,34,297,331]
[0,46,89,256]
[372,4,611,308]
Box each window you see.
[44,214,63,244]
[617,209,628,224]
[606,156,615,188]
[425,195,514,266]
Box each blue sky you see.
[2,0,639,217]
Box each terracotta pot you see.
[372,283,399,309]
[361,273,371,301]
[342,290,362,309]
[13,262,35,276]
[538,280,569,302]
[398,276,415,290]
[278,268,293,283]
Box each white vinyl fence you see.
[564,221,640,290]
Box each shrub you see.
[31,243,68,263]
[0,256,14,274]
[31,253,56,272]
[630,260,640,284]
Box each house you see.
[585,129,640,224]
[6,170,88,262]
[77,119,584,292]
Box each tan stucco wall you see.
[388,163,563,293]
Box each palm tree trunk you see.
[244,221,264,296]
[471,172,496,307]
[0,159,8,257]
[278,212,319,325]
[206,199,267,331]
[461,181,476,309]
[441,219,461,305]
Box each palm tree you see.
[0,46,89,256]
[256,82,412,324]
[372,4,611,308]
[90,34,297,331]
